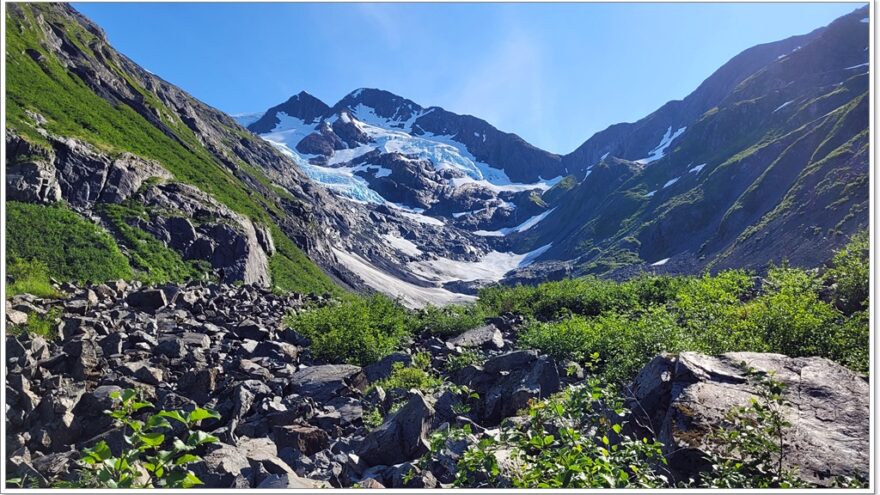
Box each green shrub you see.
[285,294,413,366]
[446,349,485,372]
[824,230,868,314]
[520,307,685,383]
[370,360,442,394]
[673,270,762,354]
[479,274,686,322]
[450,380,668,488]
[6,256,61,298]
[71,389,220,488]
[7,201,132,284]
[418,303,487,336]
[743,267,841,359]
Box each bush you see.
[7,201,132,284]
[520,307,685,383]
[418,303,487,336]
[824,230,868,314]
[743,267,841,359]
[370,358,442,394]
[449,379,668,488]
[479,274,687,322]
[285,294,413,366]
[6,256,61,298]
[672,270,762,354]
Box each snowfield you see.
[331,248,475,308]
[407,244,552,284]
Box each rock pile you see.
[4,284,869,488]
[4,283,562,488]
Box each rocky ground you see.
[4,281,869,488]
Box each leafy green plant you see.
[370,360,442,394]
[285,294,413,366]
[823,230,868,314]
[446,350,484,372]
[519,306,684,383]
[453,378,668,488]
[74,389,220,488]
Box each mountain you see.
[5,3,869,308]
[512,5,869,279]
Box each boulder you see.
[357,392,434,466]
[628,352,869,486]
[273,424,329,456]
[191,443,253,487]
[125,289,168,312]
[452,350,560,425]
[448,324,503,350]
[257,473,330,489]
[288,365,367,402]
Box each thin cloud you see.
[445,28,552,150]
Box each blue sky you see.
[74,2,863,154]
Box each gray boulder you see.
[452,350,560,425]
[288,364,366,402]
[448,324,503,350]
[628,352,869,486]
[357,392,434,466]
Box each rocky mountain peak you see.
[332,88,424,128]
[248,91,330,133]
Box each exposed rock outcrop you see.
[627,352,869,486]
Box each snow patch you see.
[861,17,869,23]
[263,112,319,149]
[843,62,869,70]
[651,258,670,266]
[688,163,706,174]
[636,126,687,164]
[601,152,610,160]
[773,100,794,113]
[331,248,474,308]
[473,208,557,237]
[382,234,422,257]
[645,190,656,198]
[663,177,680,189]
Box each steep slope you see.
[5,3,345,293]
[513,5,869,279]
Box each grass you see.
[99,203,210,284]
[8,307,62,340]
[7,202,133,284]
[6,257,62,299]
